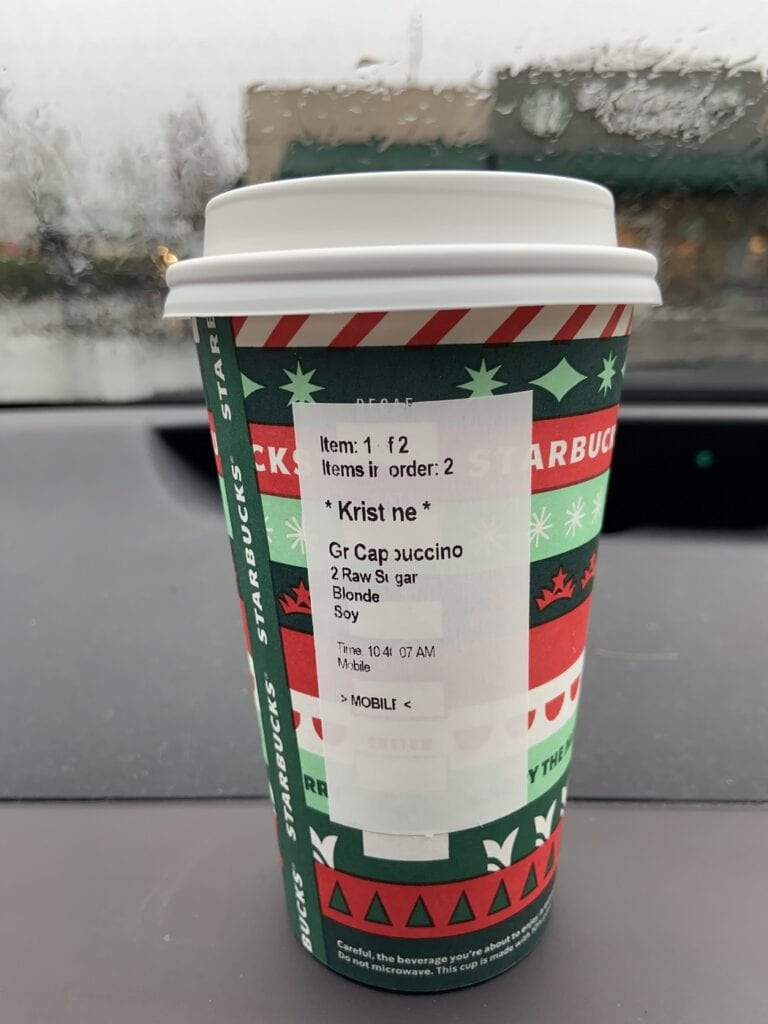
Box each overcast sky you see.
[3,0,766,168]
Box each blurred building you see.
[245,86,493,183]
[245,71,768,364]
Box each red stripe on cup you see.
[553,305,596,341]
[280,626,319,697]
[406,309,470,347]
[207,411,223,477]
[282,609,590,697]
[264,314,310,348]
[315,823,561,939]
[249,423,301,498]
[485,306,543,345]
[329,312,388,348]
[530,597,592,688]
[531,405,618,493]
[248,408,618,499]
[231,316,247,338]
[239,598,253,657]
[600,304,625,339]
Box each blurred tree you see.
[0,89,84,245]
[109,143,174,246]
[0,89,93,297]
[164,103,243,236]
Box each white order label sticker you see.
[292,393,532,835]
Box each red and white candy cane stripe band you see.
[232,304,631,348]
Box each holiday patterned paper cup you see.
[166,173,659,992]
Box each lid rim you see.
[167,243,657,286]
[165,246,661,318]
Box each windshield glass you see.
[3,0,768,402]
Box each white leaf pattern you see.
[310,827,338,868]
[534,801,557,847]
[483,828,519,871]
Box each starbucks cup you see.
[165,172,659,992]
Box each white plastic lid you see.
[164,171,660,316]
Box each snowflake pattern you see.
[472,515,507,554]
[284,514,306,554]
[530,507,553,548]
[564,496,586,537]
[591,488,604,525]
[264,513,274,541]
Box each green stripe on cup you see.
[196,317,327,963]
[261,470,608,572]
[300,749,329,814]
[299,714,576,837]
[529,536,598,626]
[529,471,608,562]
[527,712,577,802]
[261,495,307,567]
[236,335,630,426]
